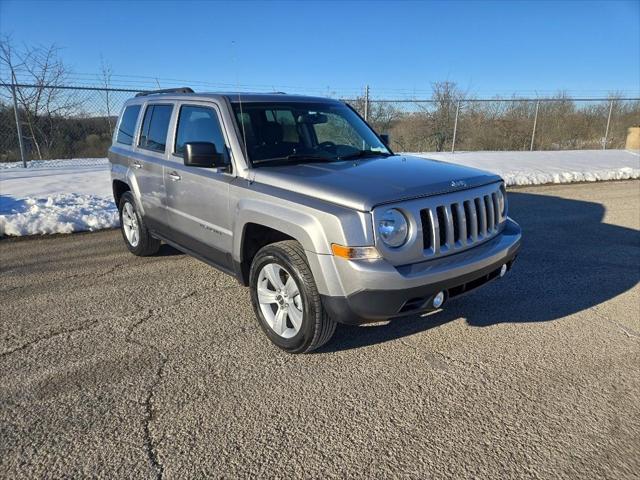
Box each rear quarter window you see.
[116,105,141,145]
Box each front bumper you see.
[320,218,522,324]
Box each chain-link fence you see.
[2,83,639,166]
[0,83,143,166]
[349,96,640,153]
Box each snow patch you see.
[1,158,117,236]
[407,149,640,186]
[0,193,118,236]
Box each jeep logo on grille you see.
[450,180,467,188]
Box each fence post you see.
[364,85,369,121]
[603,100,613,150]
[10,80,28,168]
[451,100,460,153]
[530,100,540,151]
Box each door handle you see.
[167,171,181,181]
[131,161,143,169]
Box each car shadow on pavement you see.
[321,190,640,353]
[156,243,185,257]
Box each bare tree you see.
[389,81,467,152]
[426,81,465,151]
[346,96,401,148]
[0,36,79,159]
[100,55,115,132]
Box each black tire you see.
[249,240,336,353]
[118,191,160,256]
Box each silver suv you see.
[109,88,521,353]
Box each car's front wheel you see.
[249,240,336,353]
[118,192,160,256]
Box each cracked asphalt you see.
[1,181,639,479]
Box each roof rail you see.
[135,87,194,97]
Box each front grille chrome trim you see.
[419,183,505,261]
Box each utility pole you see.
[530,100,540,151]
[451,100,460,153]
[11,72,28,168]
[364,85,369,121]
[603,100,613,150]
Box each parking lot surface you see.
[1,181,639,479]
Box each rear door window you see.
[116,105,141,145]
[138,104,174,152]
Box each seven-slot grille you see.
[420,185,506,256]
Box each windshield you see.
[231,101,391,166]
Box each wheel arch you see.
[112,179,130,206]
[238,223,295,285]
[234,202,333,292]
[111,171,145,216]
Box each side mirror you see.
[183,142,228,168]
[380,134,390,147]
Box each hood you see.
[251,154,502,211]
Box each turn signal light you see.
[331,244,380,260]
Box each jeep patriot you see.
[109,88,521,353]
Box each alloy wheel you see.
[256,263,304,338]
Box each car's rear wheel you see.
[249,240,336,353]
[118,192,160,256]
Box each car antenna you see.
[232,40,249,166]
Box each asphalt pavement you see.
[1,181,639,479]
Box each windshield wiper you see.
[285,153,333,162]
[253,153,335,166]
[338,150,391,160]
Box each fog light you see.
[500,264,508,277]
[433,291,445,309]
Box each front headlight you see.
[497,185,507,218]
[378,209,409,247]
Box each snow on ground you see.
[1,150,639,236]
[0,159,117,236]
[0,194,118,236]
[409,149,640,186]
